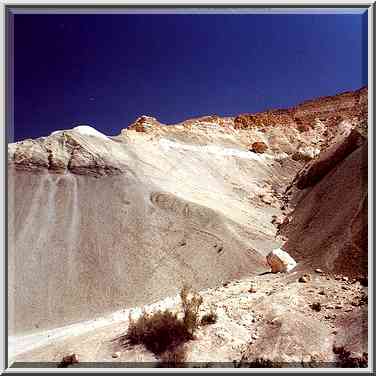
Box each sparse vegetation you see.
[180,284,203,336]
[124,285,203,358]
[200,309,218,326]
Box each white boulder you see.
[266,248,297,273]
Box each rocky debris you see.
[11,271,368,367]
[250,141,268,154]
[266,248,297,273]
[112,351,121,358]
[58,353,79,368]
[241,310,333,365]
[315,269,324,274]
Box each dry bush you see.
[125,285,203,356]
[201,309,218,326]
[126,309,189,355]
[180,285,203,337]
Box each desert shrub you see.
[126,309,189,355]
[180,285,203,336]
[125,286,203,355]
[200,309,218,326]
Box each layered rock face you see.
[8,87,368,335]
[281,129,367,277]
[233,86,367,132]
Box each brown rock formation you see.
[250,141,268,154]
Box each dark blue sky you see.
[13,12,368,142]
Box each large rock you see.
[266,248,297,273]
[250,141,268,154]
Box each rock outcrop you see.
[281,132,367,277]
[9,128,123,177]
[233,86,367,132]
[250,141,268,154]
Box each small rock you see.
[342,286,350,290]
[248,285,257,293]
[318,290,326,295]
[315,268,324,274]
[61,354,79,367]
[252,333,259,340]
[310,302,321,312]
[112,352,121,359]
[342,276,349,282]
[261,194,273,205]
[251,318,256,323]
[251,141,268,154]
[326,304,335,309]
[335,304,343,309]
[332,330,338,335]
[299,274,311,283]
